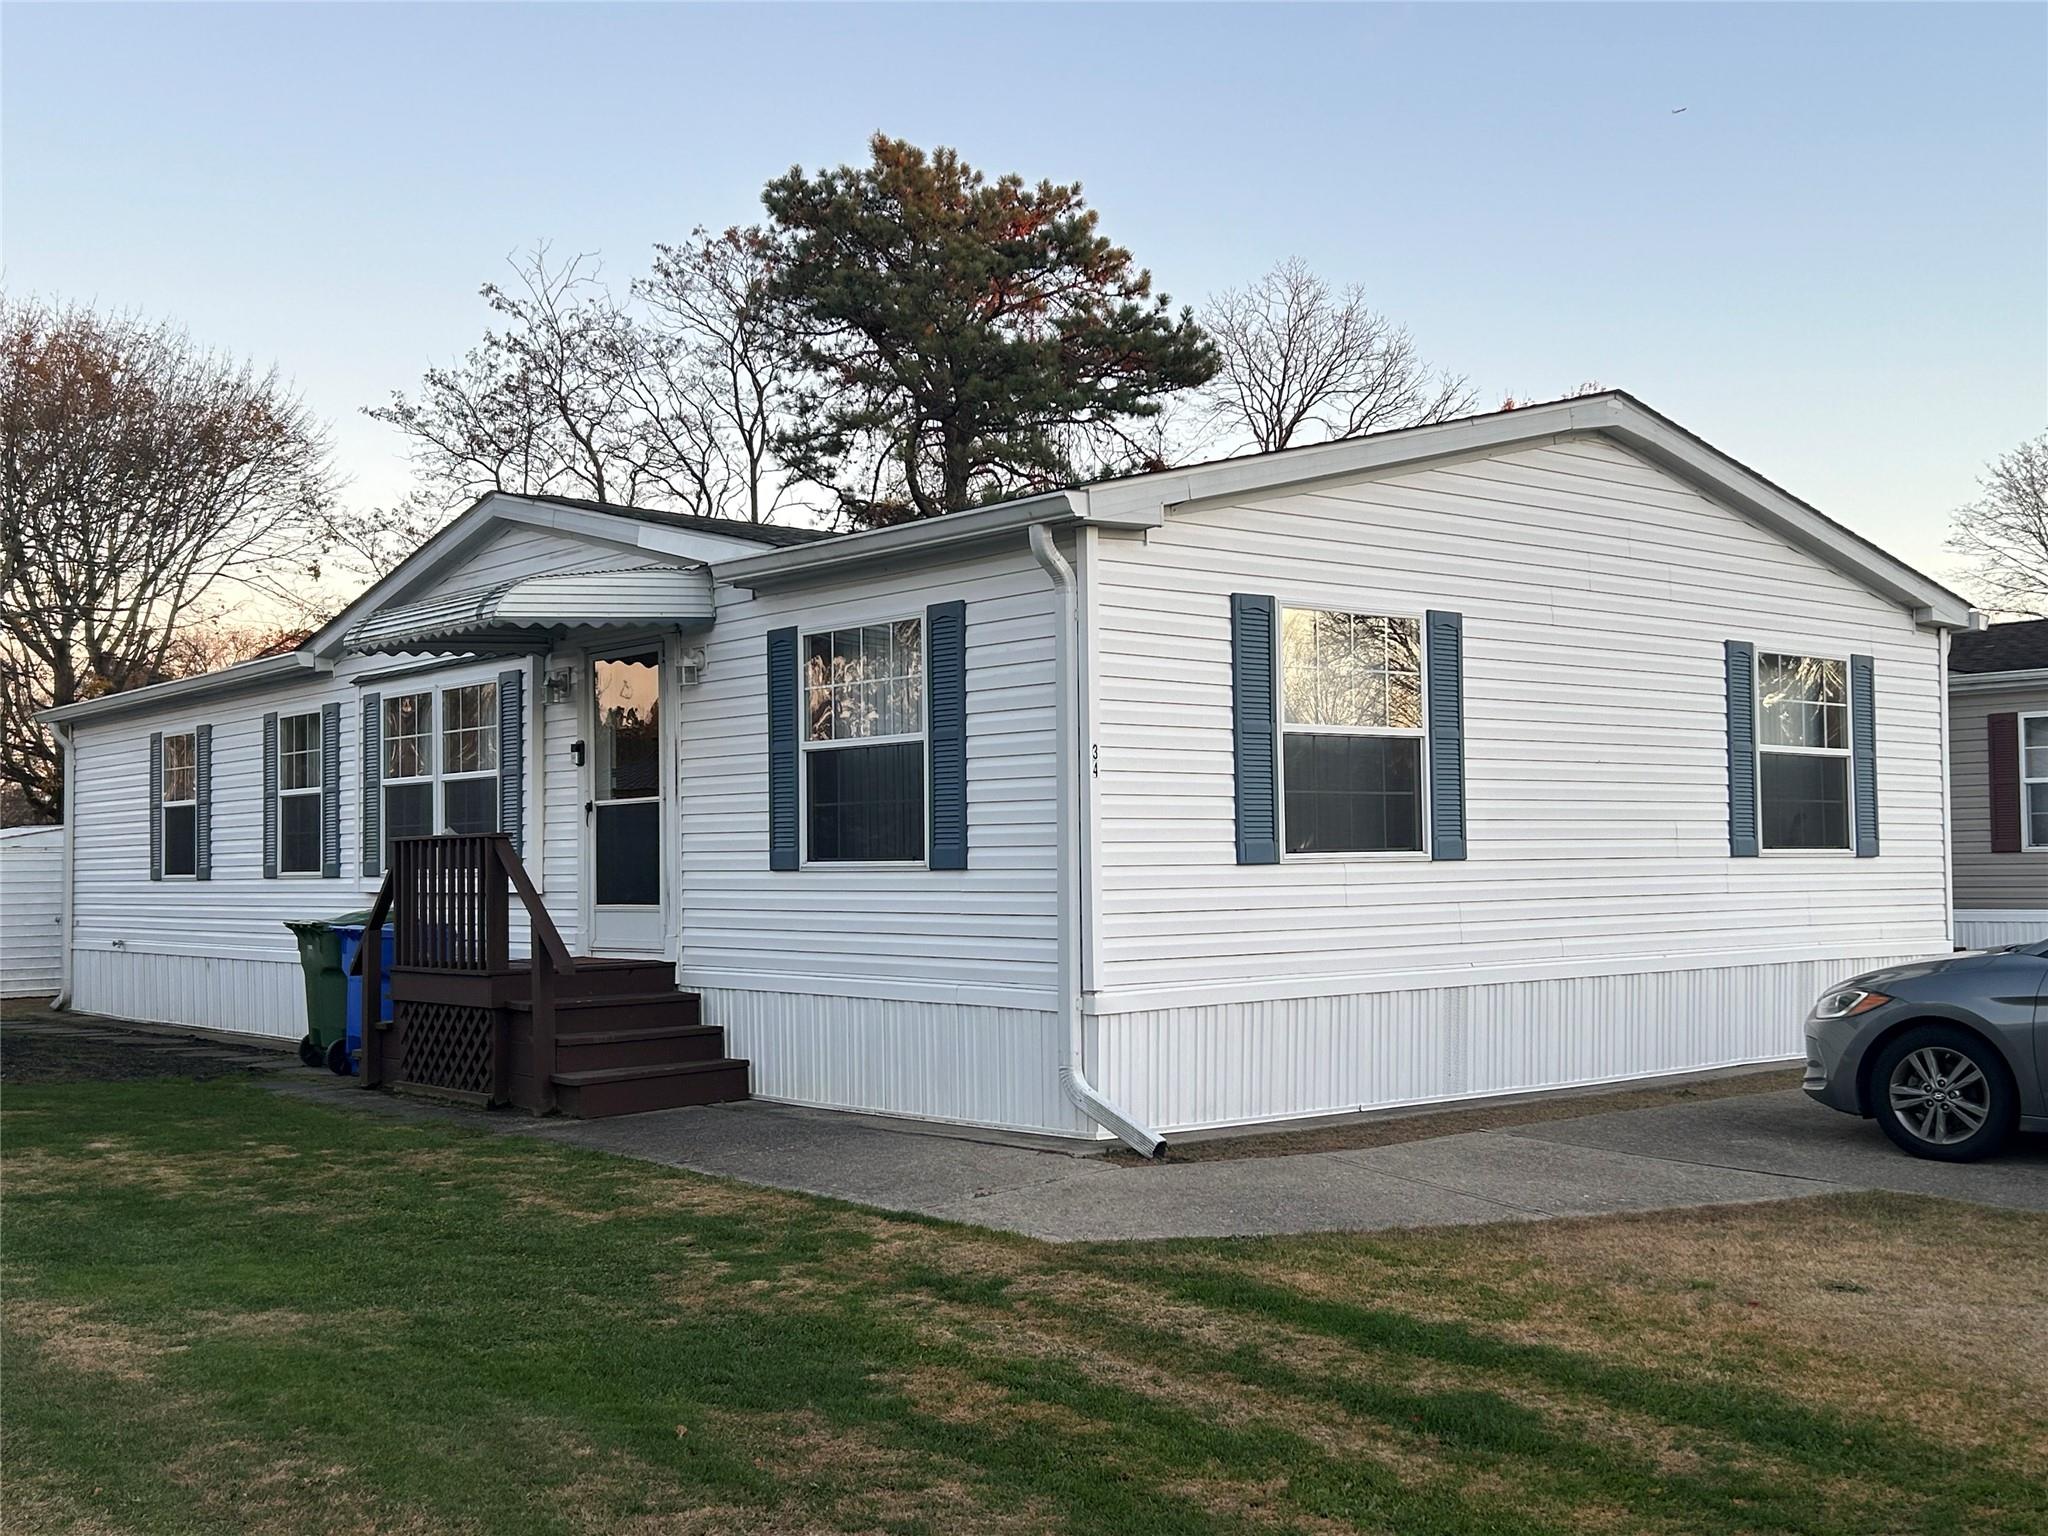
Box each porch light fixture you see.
[677,648,707,687]
[544,667,575,706]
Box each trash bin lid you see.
[282,908,382,935]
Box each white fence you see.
[1,825,64,999]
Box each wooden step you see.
[508,992,702,1032]
[552,1023,729,1072]
[550,1058,751,1118]
[538,958,679,1000]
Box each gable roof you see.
[714,392,1977,630]
[1949,617,2048,676]
[509,492,833,548]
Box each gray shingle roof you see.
[516,492,835,548]
[1950,618,2048,674]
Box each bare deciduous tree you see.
[1,296,335,818]
[1201,259,1474,453]
[1948,431,2048,619]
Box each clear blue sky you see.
[6,2,2044,591]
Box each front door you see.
[586,645,666,954]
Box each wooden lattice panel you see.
[395,1001,495,1097]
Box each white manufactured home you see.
[39,394,1975,1147]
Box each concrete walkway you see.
[500,1087,2048,1242]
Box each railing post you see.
[361,911,385,1088]
[531,946,557,1116]
[485,835,510,973]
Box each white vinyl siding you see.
[1,825,64,998]
[1088,436,1949,1005]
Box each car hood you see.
[1836,951,2006,993]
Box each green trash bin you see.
[285,911,374,1070]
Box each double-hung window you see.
[440,682,499,834]
[161,732,198,877]
[1755,652,1850,851]
[1279,607,1425,854]
[381,692,435,858]
[803,620,925,863]
[2023,713,2048,851]
[277,711,322,874]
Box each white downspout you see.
[1029,522,1165,1157]
[51,721,76,1010]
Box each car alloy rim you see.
[1887,1046,1990,1146]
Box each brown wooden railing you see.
[352,833,576,1111]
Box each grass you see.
[5,1079,2046,1535]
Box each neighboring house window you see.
[381,691,434,857]
[1755,652,1850,850]
[2024,712,2048,851]
[162,731,198,877]
[803,619,925,862]
[277,711,322,874]
[1279,607,1424,854]
[440,681,499,834]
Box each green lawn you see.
[5,1079,2045,1536]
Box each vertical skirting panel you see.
[697,986,1090,1137]
[1097,952,1940,1135]
[1953,912,2048,949]
[71,949,306,1041]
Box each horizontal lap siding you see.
[1092,438,1950,1000]
[0,826,64,997]
[678,549,1058,1003]
[1948,680,2048,909]
[437,525,650,588]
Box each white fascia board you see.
[34,651,326,728]
[712,492,1133,591]
[1948,667,2048,693]
[488,495,755,564]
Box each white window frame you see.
[437,680,500,837]
[799,614,929,869]
[2021,710,2048,852]
[1753,649,1854,855]
[1275,603,1430,862]
[379,689,435,867]
[161,729,198,880]
[276,709,323,876]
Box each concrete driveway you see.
[520,1086,2048,1242]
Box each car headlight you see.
[1811,988,1891,1020]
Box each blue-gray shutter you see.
[194,724,213,881]
[766,627,799,871]
[1230,594,1280,865]
[926,600,968,871]
[360,692,382,877]
[1425,611,1467,861]
[261,711,279,879]
[1850,653,1878,858]
[148,731,164,881]
[497,668,525,857]
[1725,641,1759,858]
[321,701,342,878]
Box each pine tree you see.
[762,135,1217,525]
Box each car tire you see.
[1870,1024,2016,1162]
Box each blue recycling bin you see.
[334,921,395,1076]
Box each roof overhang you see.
[36,651,327,729]
[341,565,716,656]
[715,393,1975,629]
[1948,667,2048,693]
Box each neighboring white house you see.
[1947,617,2048,949]
[1,824,65,999]
[37,393,1976,1146]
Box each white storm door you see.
[586,645,667,953]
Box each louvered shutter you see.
[261,712,279,879]
[321,701,342,878]
[497,668,525,857]
[1425,611,1467,861]
[1725,642,1759,858]
[194,724,213,881]
[1988,712,2022,854]
[1230,594,1280,865]
[766,627,799,871]
[1849,654,1878,858]
[148,731,164,881]
[361,692,382,877]
[926,601,968,870]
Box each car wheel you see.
[1871,1025,2015,1162]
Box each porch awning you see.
[342,564,715,655]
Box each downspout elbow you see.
[1028,522,1165,1159]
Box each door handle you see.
[584,800,594,823]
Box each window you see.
[2024,713,2048,851]
[1278,608,1424,854]
[381,692,434,859]
[277,711,322,874]
[440,682,499,834]
[161,732,197,877]
[1755,652,1850,851]
[803,620,924,862]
